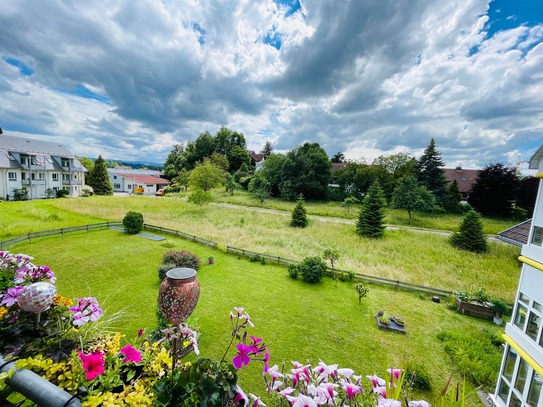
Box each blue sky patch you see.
[55,84,111,104]
[192,23,206,45]
[273,0,301,17]
[263,27,284,50]
[3,57,33,76]
[485,0,543,38]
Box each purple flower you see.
[377,398,402,407]
[232,343,252,369]
[120,344,142,364]
[387,368,402,380]
[0,286,25,307]
[293,394,318,407]
[343,382,361,399]
[69,297,102,327]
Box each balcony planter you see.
[455,295,495,321]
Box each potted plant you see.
[207,256,215,265]
[378,315,390,325]
[391,315,405,327]
[492,299,508,325]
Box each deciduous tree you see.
[392,176,435,221]
[189,159,224,192]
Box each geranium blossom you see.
[120,344,142,364]
[78,351,106,380]
[14,265,55,284]
[0,286,25,307]
[69,297,103,327]
[232,343,252,369]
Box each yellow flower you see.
[53,294,74,307]
[0,306,8,319]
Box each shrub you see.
[354,283,369,303]
[122,211,144,234]
[449,210,488,253]
[162,250,201,271]
[249,254,266,264]
[164,184,181,193]
[56,189,69,198]
[288,264,299,279]
[45,188,56,199]
[13,188,29,201]
[81,185,94,197]
[298,256,327,284]
[158,262,177,281]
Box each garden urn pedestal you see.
[158,268,200,325]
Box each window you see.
[528,372,543,407]
[31,173,35,180]
[62,174,71,182]
[461,176,467,181]
[527,312,541,341]
[52,173,59,181]
[61,158,70,167]
[114,183,121,189]
[22,172,27,180]
[8,172,16,181]
[20,156,27,165]
[114,175,117,179]
[515,304,527,330]
[31,157,37,165]
[53,187,59,192]
[128,185,132,190]
[531,226,543,246]
[515,360,529,395]
[504,348,518,381]
[37,172,44,180]
[515,292,543,349]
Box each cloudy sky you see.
[1,0,542,169]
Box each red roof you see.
[443,168,479,194]
[248,151,265,162]
[332,163,347,170]
[118,173,170,185]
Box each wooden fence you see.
[227,245,452,298]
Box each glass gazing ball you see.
[18,282,57,313]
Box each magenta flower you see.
[78,351,105,380]
[293,394,318,407]
[343,382,361,399]
[234,385,249,404]
[69,297,103,327]
[387,368,402,380]
[263,352,269,373]
[367,374,386,388]
[232,343,252,369]
[120,344,142,364]
[137,328,144,338]
[0,286,25,307]
[249,393,266,407]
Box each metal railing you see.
[227,245,452,297]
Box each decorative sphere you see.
[18,282,57,313]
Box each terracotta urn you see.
[18,282,57,313]
[158,268,200,325]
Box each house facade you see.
[443,167,480,200]
[493,146,543,407]
[107,168,169,195]
[0,134,86,200]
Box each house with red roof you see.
[443,167,480,199]
[107,168,169,195]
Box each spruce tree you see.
[290,194,308,228]
[416,139,448,207]
[444,179,463,213]
[88,155,113,196]
[450,210,488,253]
[356,181,386,238]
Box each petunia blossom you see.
[343,382,361,399]
[293,394,318,407]
[78,351,105,380]
[0,286,25,307]
[120,344,142,364]
[378,398,402,407]
[387,368,402,380]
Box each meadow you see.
[0,194,522,403]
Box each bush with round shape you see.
[158,262,177,281]
[122,211,144,234]
[288,264,299,279]
[298,256,327,284]
[56,189,69,198]
[162,250,201,271]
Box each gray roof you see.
[0,134,76,157]
[496,218,532,247]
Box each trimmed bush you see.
[162,250,201,271]
[122,211,144,234]
[288,264,299,279]
[158,262,177,281]
[56,189,69,198]
[298,256,327,284]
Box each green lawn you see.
[7,228,504,404]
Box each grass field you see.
[6,228,504,404]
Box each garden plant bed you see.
[375,314,406,334]
[455,295,495,321]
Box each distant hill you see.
[78,156,163,171]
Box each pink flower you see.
[234,385,249,404]
[387,368,402,380]
[367,374,386,388]
[120,344,142,364]
[293,394,318,407]
[377,398,402,407]
[343,382,361,399]
[232,343,252,369]
[0,286,25,307]
[137,329,144,338]
[78,351,105,380]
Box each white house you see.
[107,167,169,195]
[0,134,86,200]
[493,145,543,407]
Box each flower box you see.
[455,295,495,321]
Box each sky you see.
[0,0,542,169]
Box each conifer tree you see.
[356,181,386,238]
[450,210,488,253]
[444,179,463,213]
[290,194,308,228]
[416,138,448,206]
[88,155,113,196]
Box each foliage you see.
[323,248,340,269]
[260,141,273,157]
[405,363,432,391]
[189,159,225,192]
[341,196,360,212]
[209,151,230,172]
[224,173,241,195]
[354,283,369,303]
[287,264,299,279]
[392,176,435,221]
[356,180,386,238]
[162,250,201,271]
[516,176,539,216]
[290,194,308,227]
[449,210,488,253]
[122,211,144,234]
[468,163,519,217]
[248,171,271,204]
[456,288,490,305]
[331,151,346,163]
[437,329,504,388]
[298,256,327,284]
[163,144,187,179]
[259,153,287,197]
[13,188,29,201]
[373,153,416,176]
[56,189,70,198]
[81,185,94,197]
[416,139,449,206]
[46,188,56,199]
[337,162,395,200]
[87,155,113,196]
[173,169,190,191]
[280,143,332,200]
[443,179,463,213]
[187,189,213,206]
[157,262,177,281]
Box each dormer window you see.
[61,158,70,167]
[531,226,543,247]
